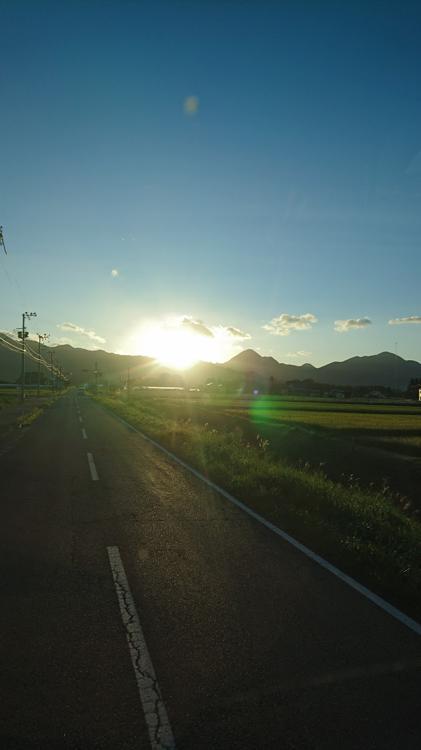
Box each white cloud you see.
[334,318,372,332]
[263,313,318,336]
[57,322,106,344]
[181,317,214,338]
[222,326,251,340]
[389,316,421,326]
[184,95,199,116]
[168,316,251,342]
[182,319,251,341]
[111,268,119,278]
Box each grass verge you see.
[95,394,421,623]
[21,407,44,427]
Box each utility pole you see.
[18,311,36,403]
[394,341,399,393]
[49,351,55,391]
[127,366,130,400]
[82,362,102,391]
[36,333,49,397]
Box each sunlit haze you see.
[1,1,421,366]
[1,5,421,747]
[123,316,248,367]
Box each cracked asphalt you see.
[107,545,174,750]
[1,390,421,749]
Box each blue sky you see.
[1,0,421,366]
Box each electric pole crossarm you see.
[36,333,50,396]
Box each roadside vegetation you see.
[0,389,64,435]
[0,391,19,410]
[94,390,421,621]
[20,406,44,427]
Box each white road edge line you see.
[81,428,87,440]
[87,452,99,481]
[109,409,421,637]
[107,546,176,750]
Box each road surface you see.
[1,391,420,749]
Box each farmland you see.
[96,389,421,503]
[94,389,421,620]
[111,390,421,491]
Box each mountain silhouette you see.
[0,336,420,389]
[226,349,421,389]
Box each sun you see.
[127,316,243,368]
[136,322,203,369]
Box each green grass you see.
[0,389,62,426]
[0,395,16,410]
[0,388,54,407]
[118,391,421,511]
[95,392,421,622]
[122,391,421,434]
[367,435,421,456]
[21,407,44,426]
[244,406,421,432]
[176,393,421,432]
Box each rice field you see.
[95,389,421,621]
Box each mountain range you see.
[0,334,420,390]
[227,349,421,389]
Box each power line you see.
[0,226,6,255]
[0,334,50,366]
[0,333,22,350]
[22,347,45,366]
[0,335,23,354]
[0,332,64,386]
[26,340,51,368]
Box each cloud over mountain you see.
[224,326,251,339]
[263,313,317,336]
[181,318,214,337]
[57,322,106,344]
[334,318,372,333]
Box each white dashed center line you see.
[107,546,176,750]
[81,428,87,440]
[87,452,99,481]
[78,415,83,423]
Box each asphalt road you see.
[1,390,420,749]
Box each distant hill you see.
[0,335,154,386]
[1,335,420,390]
[47,344,155,385]
[227,349,317,382]
[317,352,421,388]
[225,349,421,390]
